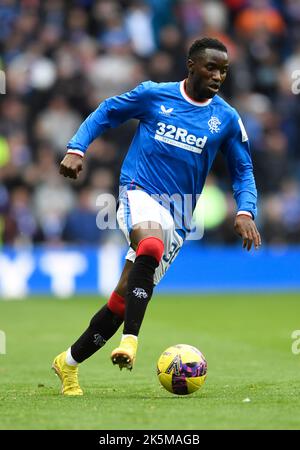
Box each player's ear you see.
[187,58,194,74]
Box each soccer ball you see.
[157,344,207,395]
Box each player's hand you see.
[59,153,83,180]
[234,215,261,251]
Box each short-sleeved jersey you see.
[67,81,257,239]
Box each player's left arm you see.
[221,113,261,251]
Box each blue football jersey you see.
[67,80,257,239]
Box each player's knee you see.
[136,236,164,264]
[107,291,125,319]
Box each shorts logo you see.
[155,122,207,154]
[208,116,221,133]
[160,105,174,116]
[133,287,148,299]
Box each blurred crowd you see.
[0,0,300,247]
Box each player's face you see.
[188,48,229,99]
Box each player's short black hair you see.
[188,38,227,60]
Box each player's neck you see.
[184,78,209,103]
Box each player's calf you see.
[70,294,124,364]
[124,236,164,336]
[111,236,164,370]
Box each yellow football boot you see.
[52,351,83,396]
[111,336,138,370]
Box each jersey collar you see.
[180,80,212,107]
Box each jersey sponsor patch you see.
[155,122,207,154]
[238,117,248,142]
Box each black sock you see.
[71,304,123,363]
[123,255,158,336]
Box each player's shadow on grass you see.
[85,391,210,400]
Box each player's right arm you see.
[59,82,152,179]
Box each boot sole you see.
[111,352,134,370]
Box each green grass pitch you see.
[0,293,300,430]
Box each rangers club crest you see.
[208,116,221,133]
[133,287,148,299]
